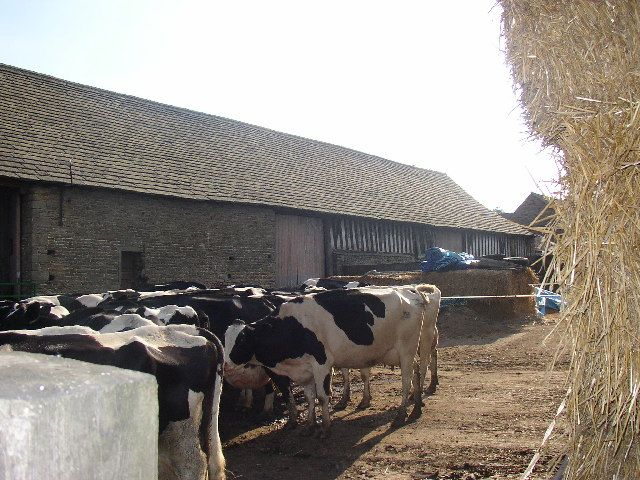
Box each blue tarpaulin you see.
[421,247,478,272]
[535,287,563,315]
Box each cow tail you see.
[414,284,440,393]
[197,328,226,480]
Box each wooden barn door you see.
[276,214,325,288]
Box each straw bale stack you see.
[499,2,640,478]
[332,268,538,318]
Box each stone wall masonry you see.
[22,185,276,294]
[0,351,158,480]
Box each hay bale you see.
[499,1,640,478]
[332,268,538,318]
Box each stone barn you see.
[0,64,533,296]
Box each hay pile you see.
[499,2,640,478]
[332,268,538,318]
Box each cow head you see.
[223,319,256,368]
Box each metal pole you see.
[442,294,556,300]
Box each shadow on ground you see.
[438,306,541,347]
[220,402,419,480]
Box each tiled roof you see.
[502,192,554,228]
[0,64,529,235]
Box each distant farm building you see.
[0,64,533,295]
[502,192,554,229]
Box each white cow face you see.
[223,320,252,368]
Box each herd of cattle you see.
[0,278,441,480]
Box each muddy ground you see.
[219,308,569,480]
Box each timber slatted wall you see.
[326,217,434,256]
[463,231,531,258]
[327,216,532,258]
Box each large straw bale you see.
[332,268,538,318]
[499,1,640,478]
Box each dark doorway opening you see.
[120,251,145,290]
[0,188,20,299]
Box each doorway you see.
[275,214,324,288]
[120,251,144,289]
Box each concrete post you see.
[0,352,158,480]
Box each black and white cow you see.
[334,285,441,410]
[0,324,226,480]
[135,290,297,424]
[224,284,440,436]
[0,286,295,423]
[0,298,71,331]
[299,278,369,292]
[127,305,204,327]
[297,281,441,410]
[18,294,85,312]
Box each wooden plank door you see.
[276,214,324,288]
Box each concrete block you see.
[0,352,158,480]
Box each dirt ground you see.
[219,308,569,480]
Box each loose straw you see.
[499,1,640,478]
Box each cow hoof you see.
[408,406,422,421]
[356,400,371,410]
[425,385,437,396]
[391,416,405,427]
[333,401,348,411]
[392,409,407,427]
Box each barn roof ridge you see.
[0,63,529,236]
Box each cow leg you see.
[256,383,275,424]
[393,355,414,424]
[301,383,318,436]
[267,371,297,428]
[411,359,423,416]
[262,382,275,415]
[238,388,253,410]
[159,422,207,480]
[315,368,332,438]
[208,374,226,480]
[424,327,439,395]
[356,368,372,410]
[162,374,225,480]
[284,384,299,428]
[159,391,209,480]
[425,347,439,395]
[415,324,438,403]
[333,368,350,410]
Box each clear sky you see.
[1,0,559,212]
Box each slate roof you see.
[0,64,529,235]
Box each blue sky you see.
[1,0,559,212]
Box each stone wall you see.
[21,185,276,294]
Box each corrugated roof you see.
[0,64,529,235]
